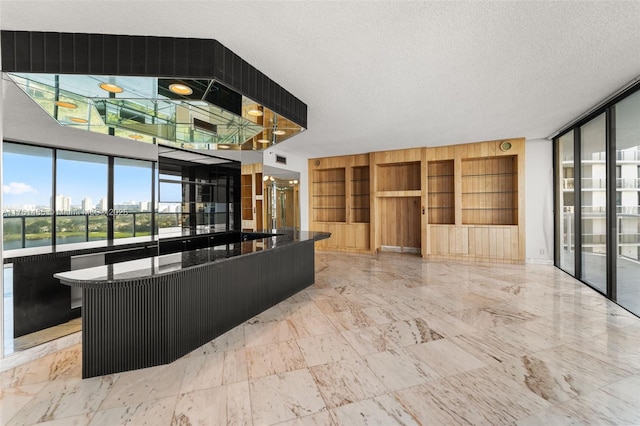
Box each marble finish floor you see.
[2,252,640,425]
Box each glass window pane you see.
[614,90,640,315]
[2,143,53,249]
[56,150,108,245]
[580,113,607,292]
[556,131,575,274]
[114,158,153,238]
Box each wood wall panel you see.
[310,138,525,263]
[309,154,371,254]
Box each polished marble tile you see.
[89,395,176,425]
[180,351,225,393]
[326,308,377,332]
[395,364,552,425]
[4,251,640,426]
[340,325,399,356]
[8,375,116,425]
[249,369,326,425]
[407,338,487,377]
[515,406,588,426]
[287,314,337,339]
[0,382,47,425]
[173,386,223,424]
[296,333,360,367]
[450,304,539,329]
[273,410,335,426]
[361,304,414,325]
[364,348,439,391]
[246,340,306,379]
[556,385,640,425]
[330,394,420,426]
[279,301,326,318]
[310,357,387,409]
[244,320,293,347]
[222,347,248,385]
[99,362,185,411]
[381,318,444,347]
[497,346,631,404]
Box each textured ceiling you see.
[1,1,640,159]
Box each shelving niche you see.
[461,155,517,225]
[312,168,346,222]
[376,161,420,192]
[351,166,370,223]
[428,160,454,224]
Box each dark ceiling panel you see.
[0,30,307,129]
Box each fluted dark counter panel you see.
[57,232,328,378]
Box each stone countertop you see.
[55,230,330,288]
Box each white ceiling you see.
[1,1,640,159]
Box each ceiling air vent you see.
[276,155,287,165]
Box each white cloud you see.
[3,182,37,195]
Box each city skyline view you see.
[3,146,154,213]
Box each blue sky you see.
[3,150,152,208]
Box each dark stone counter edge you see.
[55,231,331,288]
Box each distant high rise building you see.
[99,198,108,211]
[82,197,93,212]
[139,201,151,212]
[55,195,71,212]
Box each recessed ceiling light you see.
[257,139,270,144]
[247,109,264,117]
[99,82,124,93]
[273,130,286,136]
[218,144,230,149]
[169,83,193,96]
[129,134,143,140]
[55,101,77,109]
[70,117,88,123]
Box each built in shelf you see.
[461,156,517,225]
[428,160,454,225]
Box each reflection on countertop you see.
[55,230,330,286]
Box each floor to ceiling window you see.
[613,89,640,315]
[556,131,575,274]
[580,113,607,293]
[555,84,640,316]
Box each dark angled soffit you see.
[0,30,307,129]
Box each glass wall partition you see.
[614,90,640,315]
[2,143,53,249]
[2,141,157,250]
[114,158,154,238]
[556,131,575,274]
[56,150,108,244]
[554,83,640,317]
[580,114,607,292]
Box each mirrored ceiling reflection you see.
[5,73,305,151]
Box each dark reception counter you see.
[55,230,330,378]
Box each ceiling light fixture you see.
[55,101,77,109]
[129,134,143,140]
[70,117,88,123]
[99,82,124,93]
[247,109,264,117]
[273,129,286,136]
[169,83,193,96]
[257,139,270,144]
[218,145,230,149]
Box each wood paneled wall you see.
[309,138,526,263]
